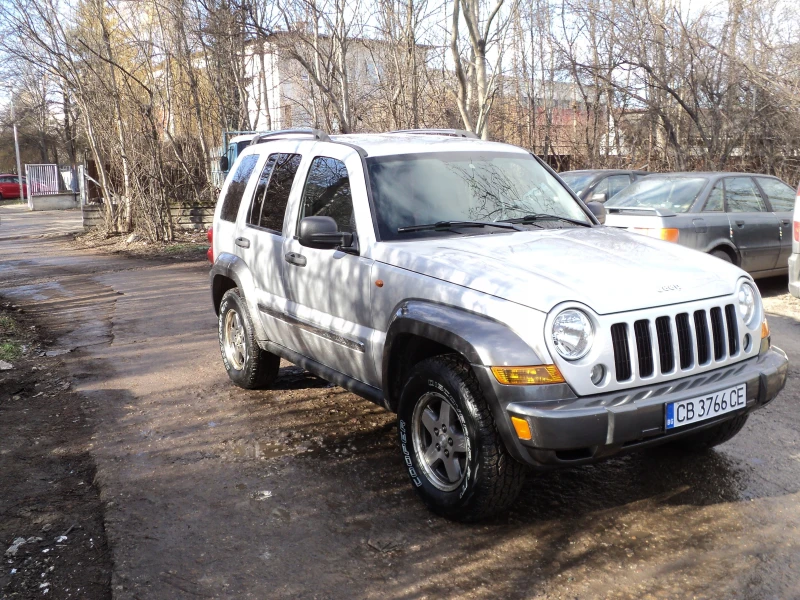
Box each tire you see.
[667,414,749,452]
[397,354,526,521]
[711,249,733,264]
[218,288,279,389]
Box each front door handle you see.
[735,220,745,228]
[235,237,250,248]
[285,252,307,267]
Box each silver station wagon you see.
[209,131,789,520]
[605,172,796,278]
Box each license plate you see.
[665,384,746,430]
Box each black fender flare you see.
[382,300,543,406]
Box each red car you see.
[0,174,27,199]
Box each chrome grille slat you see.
[609,301,748,384]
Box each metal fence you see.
[24,164,61,197]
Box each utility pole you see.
[11,103,25,203]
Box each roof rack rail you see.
[388,128,479,139]
[250,128,331,145]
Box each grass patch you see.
[0,315,23,361]
[163,243,207,254]
[0,341,22,361]
[0,315,17,332]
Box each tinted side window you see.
[756,177,795,212]
[725,177,766,213]
[606,175,632,199]
[220,154,259,222]
[299,157,355,233]
[703,183,725,212]
[259,154,302,232]
[247,155,277,226]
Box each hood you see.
[373,227,743,315]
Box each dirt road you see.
[2,204,800,599]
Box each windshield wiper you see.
[499,213,592,227]
[397,220,523,234]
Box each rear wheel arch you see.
[709,244,738,265]
[212,274,237,314]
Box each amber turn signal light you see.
[761,317,770,339]
[630,227,680,243]
[511,416,532,441]
[491,365,565,385]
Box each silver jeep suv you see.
[209,129,788,521]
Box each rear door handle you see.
[285,252,307,267]
[782,219,791,226]
[735,220,745,228]
[235,237,250,248]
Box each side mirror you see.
[219,155,229,172]
[586,201,606,225]
[298,216,355,251]
[590,191,608,203]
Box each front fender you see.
[382,300,571,465]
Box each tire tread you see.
[418,355,526,521]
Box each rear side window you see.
[725,177,766,213]
[703,183,724,212]
[756,177,795,212]
[299,157,355,233]
[606,175,632,199]
[220,154,259,222]
[247,153,302,233]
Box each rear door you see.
[692,180,732,253]
[214,153,261,260]
[281,147,376,385]
[237,151,303,343]
[754,177,795,270]
[724,176,781,273]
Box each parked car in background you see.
[0,174,27,199]
[789,183,800,297]
[559,169,648,203]
[605,172,795,278]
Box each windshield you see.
[606,177,707,213]
[366,151,590,240]
[559,172,596,196]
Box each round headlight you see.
[552,309,593,360]
[737,282,758,327]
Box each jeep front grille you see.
[609,304,739,382]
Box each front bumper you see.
[474,347,788,468]
[789,253,800,298]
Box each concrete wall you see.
[81,202,214,231]
[29,193,79,211]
